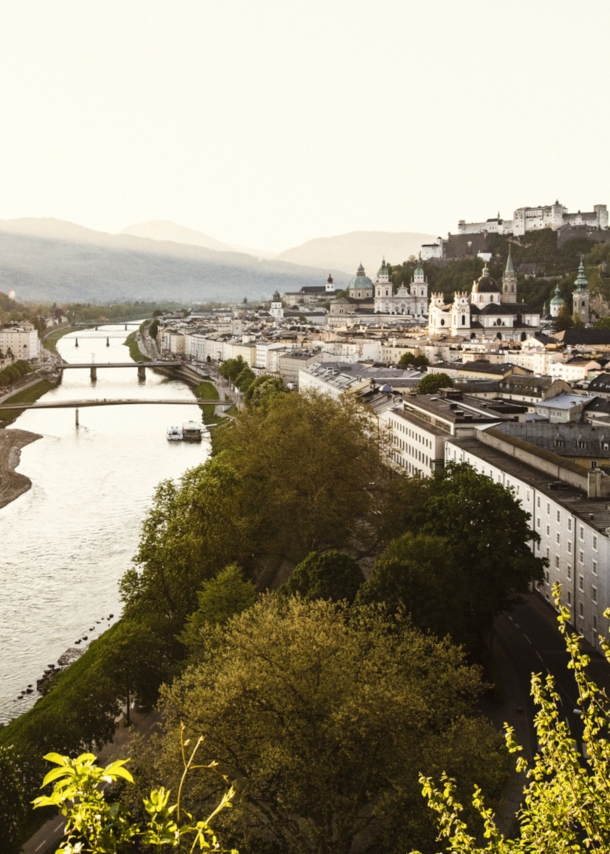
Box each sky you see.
[0,0,607,253]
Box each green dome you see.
[574,258,589,291]
[349,263,373,291]
[377,257,389,277]
[550,285,564,307]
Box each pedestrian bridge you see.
[58,361,182,380]
[0,398,222,410]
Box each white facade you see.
[379,406,445,476]
[374,260,428,316]
[446,435,610,648]
[0,326,40,360]
[457,202,608,237]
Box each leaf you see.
[41,766,74,788]
[42,752,68,766]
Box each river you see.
[0,326,209,725]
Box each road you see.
[493,592,610,759]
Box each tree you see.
[180,564,257,652]
[215,390,393,565]
[282,550,364,604]
[220,356,247,384]
[92,621,170,726]
[593,315,610,329]
[417,372,454,394]
[141,598,507,854]
[399,352,429,369]
[149,318,159,339]
[572,311,585,329]
[243,375,288,411]
[416,463,544,650]
[120,456,251,637]
[413,587,610,854]
[234,364,255,392]
[553,302,574,332]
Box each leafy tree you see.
[413,587,610,854]
[215,390,392,564]
[92,621,170,726]
[416,463,544,649]
[219,356,247,383]
[149,318,159,339]
[234,364,255,392]
[398,352,429,369]
[120,457,251,637]
[593,315,610,329]
[282,550,364,604]
[572,311,585,329]
[553,301,574,332]
[243,375,288,411]
[417,372,454,394]
[180,564,257,652]
[140,598,507,854]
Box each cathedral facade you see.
[427,251,541,341]
[373,259,428,316]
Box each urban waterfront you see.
[0,326,209,724]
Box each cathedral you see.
[427,250,542,340]
[373,259,428,316]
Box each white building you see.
[457,202,608,237]
[445,428,610,647]
[0,325,40,361]
[428,253,541,341]
[374,259,428,317]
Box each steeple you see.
[572,255,590,324]
[501,247,517,304]
[574,255,588,291]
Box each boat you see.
[182,421,203,442]
[166,426,183,441]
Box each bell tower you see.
[572,256,590,324]
[501,247,517,304]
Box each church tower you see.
[572,256,590,324]
[501,247,517,304]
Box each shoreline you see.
[0,428,42,510]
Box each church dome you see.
[377,258,389,277]
[348,263,373,290]
[550,285,565,308]
[472,264,500,294]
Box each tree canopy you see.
[417,372,454,394]
[282,550,364,604]
[137,597,507,854]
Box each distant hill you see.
[0,218,348,304]
[276,231,437,276]
[120,220,276,259]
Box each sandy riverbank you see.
[0,428,42,509]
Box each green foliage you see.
[33,735,237,853]
[413,587,610,853]
[0,745,34,852]
[0,358,30,388]
[42,326,76,355]
[142,597,507,854]
[417,372,454,394]
[194,381,220,425]
[553,301,574,332]
[219,357,247,383]
[243,374,288,411]
[398,352,429,369]
[123,331,150,363]
[181,565,257,652]
[282,550,364,604]
[234,364,255,392]
[0,379,56,422]
[149,318,159,339]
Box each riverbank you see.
[0,379,57,424]
[0,428,42,509]
[42,325,76,357]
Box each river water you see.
[0,326,209,724]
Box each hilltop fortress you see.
[422,201,609,260]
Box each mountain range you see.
[0,218,435,304]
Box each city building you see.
[0,324,40,361]
[373,259,428,316]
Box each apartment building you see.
[445,428,610,645]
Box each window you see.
[546,547,550,560]
[567,590,572,604]
[593,535,598,551]
[568,518,572,531]
[593,560,597,575]
[537,518,541,529]
[592,587,597,604]
[567,565,572,580]
[579,602,584,618]
[579,575,584,592]
[579,550,584,564]
[556,510,560,523]
[546,525,550,536]
[593,615,597,631]
[537,496,541,508]
[555,555,560,568]
[547,503,551,515]
[545,570,550,583]
[579,526,584,541]
[556,533,560,545]
[527,490,531,502]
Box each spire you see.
[505,247,514,274]
[574,255,588,291]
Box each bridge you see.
[57,361,182,380]
[73,321,143,329]
[0,399,220,410]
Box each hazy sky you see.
[0,0,607,251]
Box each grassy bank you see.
[194,380,221,424]
[123,331,150,363]
[0,380,56,423]
[42,326,76,356]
